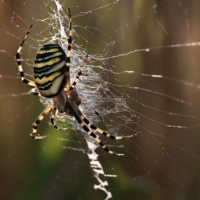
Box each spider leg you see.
[55,110,67,119]
[51,107,68,131]
[81,114,140,139]
[65,7,72,91]
[67,99,124,156]
[29,88,41,96]
[68,98,140,139]
[16,25,37,88]
[69,55,88,93]
[31,103,54,139]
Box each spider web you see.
[1,0,200,200]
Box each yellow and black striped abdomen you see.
[34,43,67,98]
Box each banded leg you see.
[69,55,88,93]
[68,98,140,139]
[31,104,54,140]
[65,7,72,91]
[81,106,140,139]
[29,88,41,96]
[81,114,140,139]
[67,101,124,156]
[51,107,68,131]
[16,25,37,87]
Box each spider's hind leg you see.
[68,98,140,139]
[82,115,140,139]
[51,107,68,131]
[32,104,54,139]
[67,99,124,156]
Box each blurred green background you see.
[1,0,200,200]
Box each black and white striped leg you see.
[81,114,140,139]
[65,7,72,91]
[51,107,68,131]
[31,104,54,140]
[69,55,88,93]
[29,88,41,96]
[67,101,124,156]
[16,25,37,88]
[68,98,140,139]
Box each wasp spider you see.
[16,8,140,156]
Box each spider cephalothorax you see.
[16,8,140,156]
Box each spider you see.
[16,8,140,156]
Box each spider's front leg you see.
[65,7,72,91]
[31,104,54,139]
[68,55,88,93]
[16,25,37,88]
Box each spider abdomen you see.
[34,43,67,98]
